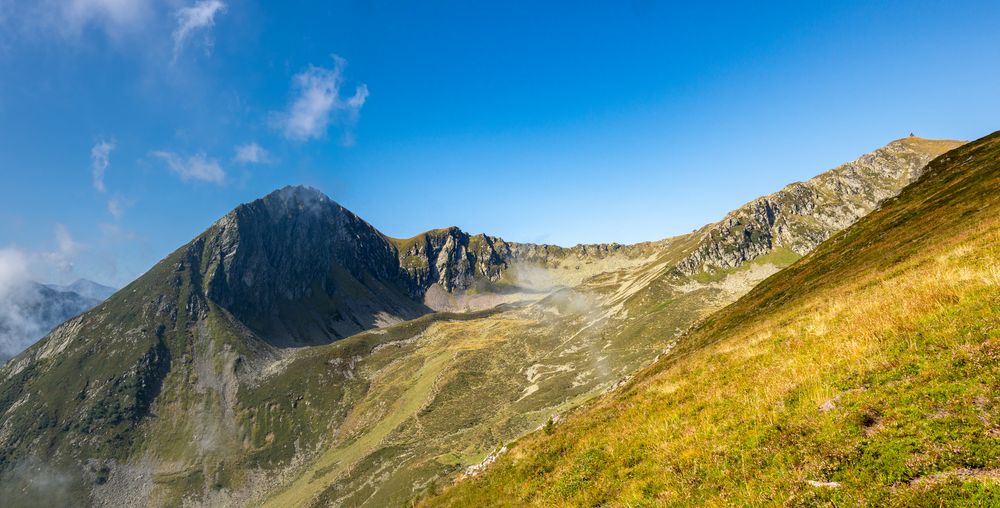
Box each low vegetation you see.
[425,133,1000,506]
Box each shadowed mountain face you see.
[0,137,966,506]
[201,186,430,346]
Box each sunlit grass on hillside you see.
[425,133,1000,506]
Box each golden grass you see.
[426,132,1000,507]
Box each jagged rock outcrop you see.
[394,227,644,293]
[676,136,963,273]
[394,228,510,291]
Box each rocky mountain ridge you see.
[676,136,963,274]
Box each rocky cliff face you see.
[395,228,510,291]
[676,136,964,274]
[394,227,647,294]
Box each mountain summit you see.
[201,185,429,345]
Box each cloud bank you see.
[153,151,225,184]
[0,225,89,362]
[274,55,369,142]
[0,248,41,361]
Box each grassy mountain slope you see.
[425,132,1000,506]
[0,138,962,507]
[250,138,962,506]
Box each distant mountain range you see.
[0,136,974,506]
[44,279,116,302]
[0,279,115,364]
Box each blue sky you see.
[1,0,999,288]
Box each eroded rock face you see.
[676,137,963,274]
[396,228,508,292]
[395,227,640,293]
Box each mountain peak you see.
[264,184,330,203]
[239,185,340,220]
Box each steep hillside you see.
[0,137,961,507]
[426,132,1000,506]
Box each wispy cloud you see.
[107,195,127,221]
[47,224,83,274]
[171,0,226,62]
[234,142,271,164]
[90,138,115,193]
[1,0,153,40]
[273,55,369,143]
[153,150,225,184]
[63,0,150,31]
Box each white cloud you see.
[0,224,102,360]
[274,55,369,142]
[0,233,79,361]
[153,150,225,184]
[172,0,226,62]
[0,247,36,361]
[46,224,83,274]
[90,139,115,193]
[0,248,28,296]
[234,142,271,164]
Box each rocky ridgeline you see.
[394,227,639,292]
[676,137,963,274]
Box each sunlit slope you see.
[427,133,1000,507]
[255,236,698,508]
[259,138,963,506]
